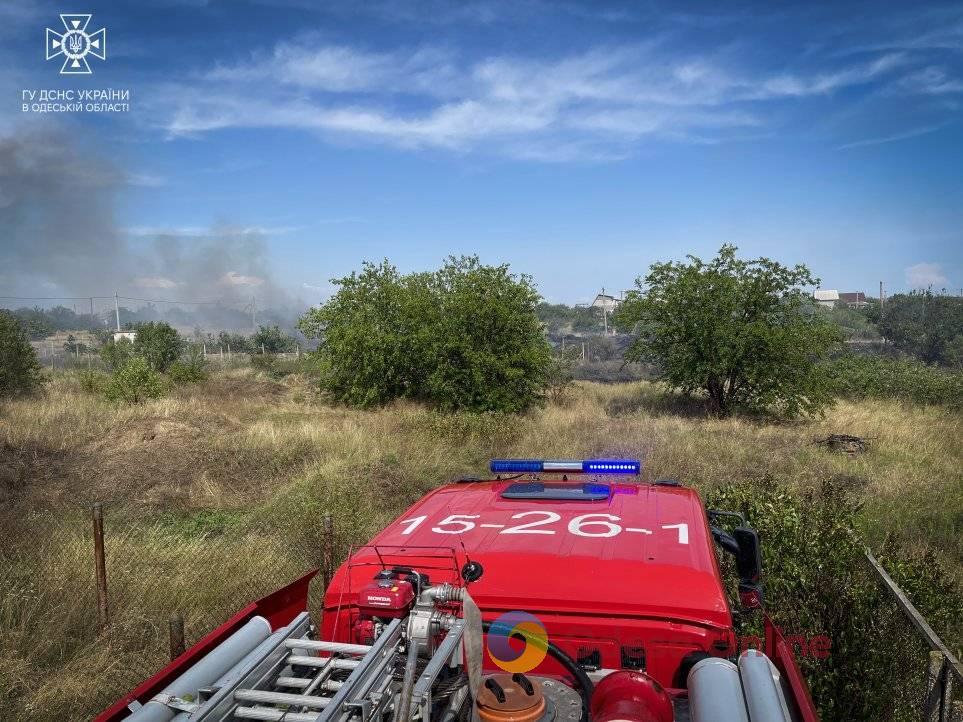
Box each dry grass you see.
[1,369,961,720]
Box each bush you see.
[299,256,553,412]
[77,370,107,393]
[616,245,841,417]
[132,322,183,372]
[100,338,133,371]
[825,354,963,407]
[167,361,207,385]
[103,357,165,404]
[167,346,208,385]
[706,477,963,721]
[0,311,45,397]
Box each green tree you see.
[132,321,183,372]
[299,256,552,412]
[0,311,45,397]
[62,334,89,355]
[615,245,840,417]
[872,291,963,366]
[426,256,553,412]
[252,325,296,353]
[217,331,253,354]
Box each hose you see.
[480,621,593,722]
[393,640,420,722]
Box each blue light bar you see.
[489,459,641,475]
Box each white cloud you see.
[838,122,949,149]
[220,271,265,287]
[127,172,167,188]
[897,67,963,95]
[133,276,181,289]
[905,262,949,288]
[153,36,923,160]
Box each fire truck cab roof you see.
[342,478,732,631]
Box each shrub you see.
[99,338,133,371]
[825,354,962,407]
[132,322,183,372]
[167,346,208,385]
[706,477,963,721]
[299,256,552,412]
[616,245,841,417]
[167,361,207,385]
[77,370,107,394]
[0,311,45,397]
[103,357,165,403]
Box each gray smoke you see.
[0,127,296,327]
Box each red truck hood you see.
[329,480,732,631]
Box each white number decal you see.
[431,514,480,534]
[662,523,689,544]
[568,513,622,538]
[399,515,427,535]
[501,511,561,534]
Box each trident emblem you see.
[46,14,106,75]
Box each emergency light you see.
[489,458,641,475]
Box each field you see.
[1,368,962,720]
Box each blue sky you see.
[1,0,961,306]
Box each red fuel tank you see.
[356,570,416,618]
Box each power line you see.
[1,294,250,307]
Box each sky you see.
[0,0,961,310]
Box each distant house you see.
[113,331,137,343]
[838,292,870,309]
[591,290,621,313]
[813,289,840,308]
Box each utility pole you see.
[89,297,94,318]
[114,293,121,332]
[251,296,256,331]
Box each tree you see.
[872,291,963,366]
[0,311,45,397]
[252,325,296,353]
[132,321,183,372]
[216,331,253,354]
[299,256,553,412]
[615,245,840,417]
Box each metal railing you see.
[866,552,963,722]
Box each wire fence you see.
[862,553,963,722]
[0,505,341,721]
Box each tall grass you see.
[1,369,961,719]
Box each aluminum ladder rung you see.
[233,706,321,722]
[276,676,343,691]
[283,639,372,655]
[286,655,359,669]
[234,689,331,708]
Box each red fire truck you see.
[99,459,820,722]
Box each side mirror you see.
[733,527,762,585]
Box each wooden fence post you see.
[92,502,109,630]
[169,612,185,660]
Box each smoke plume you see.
[0,127,296,328]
